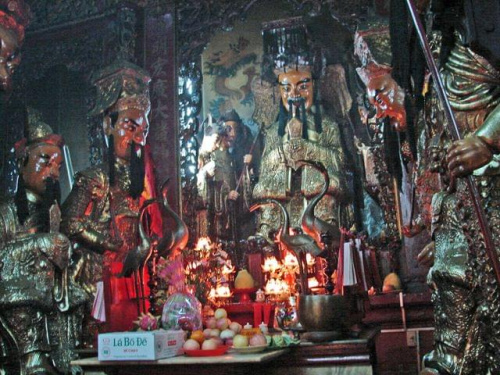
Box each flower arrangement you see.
[133,312,160,331]
[157,237,235,305]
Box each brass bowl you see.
[298,294,348,332]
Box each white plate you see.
[231,345,268,354]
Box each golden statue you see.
[253,18,347,245]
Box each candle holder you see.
[233,288,257,303]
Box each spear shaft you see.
[406,0,500,285]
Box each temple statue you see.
[423,25,500,375]
[252,17,347,246]
[197,109,258,242]
[0,111,87,375]
[381,1,500,373]
[0,0,30,195]
[61,61,154,338]
[0,0,29,103]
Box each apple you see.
[203,328,212,339]
[249,334,267,347]
[211,336,223,347]
[214,308,227,320]
[229,322,242,333]
[206,317,217,329]
[217,317,229,330]
[210,328,221,338]
[202,338,218,350]
[220,329,235,340]
[233,334,249,348]
[183,339,200,350]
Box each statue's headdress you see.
[262,17,323,136]
[261,16,314,81]
[0,0,31,45]
[356,62,392,86]
[220,109,242,124]
[89,60,151,116]
[14,108,64,160]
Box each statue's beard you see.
[15,176,61,232]
[278,98,309,139]
[129,141,145,199]
[38,178,61,232]
[288,98,308,132]
[108,135,145,199]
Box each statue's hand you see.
[203,160,216,177]
[103,237,123,252]
[228,190,239,201]
[402,223,424,238]
[447,135,493,177]
[243,154,252,165]
[52,233,71,252]
[37,233,71,269]
[417,241,435,267]
[284,138,307,162]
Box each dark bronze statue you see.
[376,1,500,373]
[0,111,86,375]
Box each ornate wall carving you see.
[145,0,178,207]
[27,0,146,31]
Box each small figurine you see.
[255,289,265,302]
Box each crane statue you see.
[120,178,189,314]
[156,178,189,258]
[250,199,320,294]
[120,199,157,278]
[297,160,341,250]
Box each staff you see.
[405,0,500,285]
[234,123,262,193]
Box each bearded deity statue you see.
[0,111,87,375]
[61,61,154,339]
[252,17,348,247]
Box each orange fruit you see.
[190,330,205,344]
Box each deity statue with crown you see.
[61,61,156,339]
[0,109,87,375]
[252,17,348,248]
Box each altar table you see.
[72,327,378,375]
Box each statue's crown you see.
[89,60,151,116]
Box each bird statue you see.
[156,178,189,258]
[297,160,341,250]
[250,198,321,294]
[119,198,157,278]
